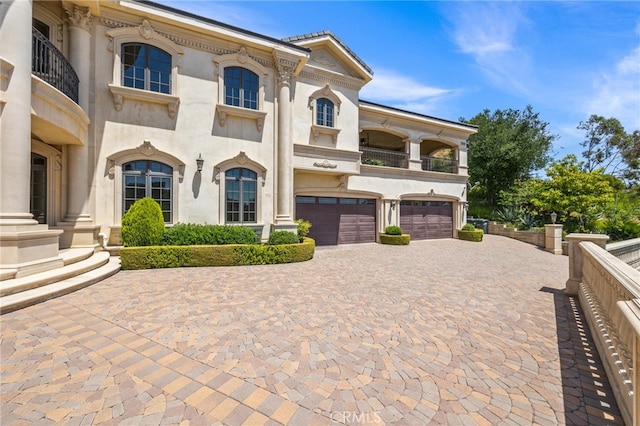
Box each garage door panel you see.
[296,196,376,245]
[400,201,453,240]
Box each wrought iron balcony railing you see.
[360,146,409,169]
[32,28,79,103]
[421,156,458,174]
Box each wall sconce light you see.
[390,200,397,209]
[196,153,204,172]
[550,211,557,224]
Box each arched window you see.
[122,43,171,94]
[123,160,173,222]
[316,98,334,127]
[224,67,258,110]
[225,168,257,223]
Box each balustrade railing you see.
[360,146,408,169]
[421,156,458,173]
[32,28,79,104]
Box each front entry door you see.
[30,153,47,224]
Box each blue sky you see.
[155,1,640,163]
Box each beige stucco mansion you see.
[0,0,477,279]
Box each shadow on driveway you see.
[540,286,623,425]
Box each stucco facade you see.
[0,0,477,277]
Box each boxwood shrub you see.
[458,228,484,242]
[120,238,315,269]
[121,197,165,247]
[162,223,259,246]
[379,234,411,245]
[385,225,403,235]
[267,230,300,245]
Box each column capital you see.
[272,53,297,88]
[65,5,93,31]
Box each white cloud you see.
[360,69,455,115]
[586,43,640,131]
[445,2,533,96]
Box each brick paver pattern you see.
[1,235,623,425]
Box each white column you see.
[0,0,64,277]
[63,5,91,223]
[0,0,34,225]
[273,54,296,231]
[57,5,99,248]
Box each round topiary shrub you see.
[121,197,165,247]
[385,225,403,235]
[461,223,476,231]
[267,230,300,245]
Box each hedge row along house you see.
[0,0,477,279]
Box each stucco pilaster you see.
[408,138,422,171]
[565,233,609,295]
[273,53,296,229]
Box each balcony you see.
[421,156,458,174]
[360,146,408,168]
[32,28,79,104]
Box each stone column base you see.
[54,222,100,250]
[272,222,298,234]
[0,224,64,279]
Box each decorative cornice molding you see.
[299,70,362,91]
[98,16,275,70]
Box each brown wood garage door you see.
[400,201,453,240]
[296,196,376,245]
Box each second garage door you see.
[400,201,453,240]
[296,196,376,245]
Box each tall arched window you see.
[225,168,257,223]
[123,160,173,222]
[316,98,335,127]
[122,43,171,94]
[224,67,258,110]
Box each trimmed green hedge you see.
[120,238,315,270]
[458,229,484,242]
[161,223,259,246]
[380,234,411,245]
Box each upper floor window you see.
[123,160,173,222]
[316,98,335,127]
[225,168,257,223]
[122,43,171,94]
[224,67,258,110]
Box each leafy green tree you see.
[462,105,556,205]
[578,115,639,183]
[527,155,616,232]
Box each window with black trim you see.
[122,43,171,94]
[316,98,335,127]
[226,168,257,223]
[224,67,258,110]
[123,160,173,222]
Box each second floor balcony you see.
[360,146,458,174]
[360,146,409,168]
[32,28,79,104]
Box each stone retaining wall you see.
[487,221,545,247]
